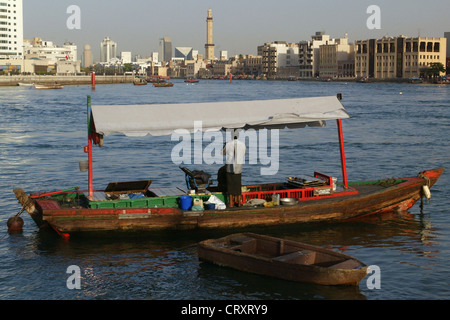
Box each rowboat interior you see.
[210,233,364,269]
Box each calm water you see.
[0,79,449,301]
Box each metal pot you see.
[280,198,298,205]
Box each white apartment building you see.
[258,41,299,78]
[0,0,23,58]
[121,51,131,64]
[299,32,337,78]
[23,38,78,61]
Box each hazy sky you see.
[24,0,449,60]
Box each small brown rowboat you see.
[198,233,369,286]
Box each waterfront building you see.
[121,51,132,64]
[319,35,354,78]
[82,44,93,67]
[258,41,299,79]
[185,59,206,78]
[220,51,228,61]
[205,9,215,61]
[299,32,337,78]
[100,37,117,63]
[159,36,172,63]
[445,32,450,72]
[175,47,193,60]
[24,38,78,61]
[355,36,447,79]
[0,0,23,58]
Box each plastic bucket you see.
[205,203,215,210]
[180,196,193,210]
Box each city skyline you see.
[23,0,450,59]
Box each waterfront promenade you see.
[0,74,134,86]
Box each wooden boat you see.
[18,82,35,87]
[198,233,368,285]
[153,82,174,87]
[409,77,424,84]
[12,95,444,240]
[34,83,64,90]
[184,79,199,83]
[133,77,147,85]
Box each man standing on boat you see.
[222,130,246,207]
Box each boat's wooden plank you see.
[273,250,316,264]
[329,259,362,269]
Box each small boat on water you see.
[153,82,174,87]
[12,95,443,240]
[34,83,64,90]
[198,233,368,285]
[133,77,147,85]
[18,82,35,87]
[409,77,424,84]
[184,78,199,83]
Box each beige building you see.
[319,36,354,78]
[355,36,447,79]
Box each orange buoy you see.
[7,216,24,233]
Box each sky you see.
[23,0,449,60]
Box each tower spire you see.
[205,9,215,61]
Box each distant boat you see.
[17,82,35,87]
[133,77,147,85]
[198,233,369,286]
[184,79,199,83]
[409,77,424,84]
[34,83,64,90]
[153,82,174,87]
[356,76,371,83]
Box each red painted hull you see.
[14,168,444,239]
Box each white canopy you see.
[91,96,349,137]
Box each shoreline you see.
[0,74,446,86]
[0,74,135,86]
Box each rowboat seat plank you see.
[329,259,362,269]
[230,235,255,245]
[273,250,316,264]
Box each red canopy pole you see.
[337,118,348,189]
[87,95,93,199]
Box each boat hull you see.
[14,168,444,238]
[198,233,368,285]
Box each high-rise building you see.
[205,9,215,61]
[0,0,24,58]
[82,44,93,67]
[159,36,172,63]
[100,37,117,62]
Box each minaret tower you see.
[205,9,215,60]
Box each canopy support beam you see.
[337,118,348,189]
[87,96,93,199]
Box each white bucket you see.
[79,160,89,172]
[332,177,337,191]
